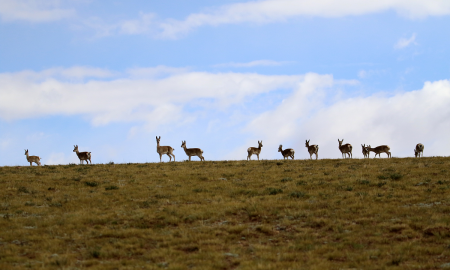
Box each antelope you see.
[361,144,370,158]
[24,149,41,166]
[156,136,175,162]
[414,143,424,158]
[73,145,92,164]
[366,145,391,158]
[181,141,204,161]
[338,139,352,159]
[305,140,319,160]
[278,145,295,160]
[247,141,263,161]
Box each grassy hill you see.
[1,157,450,269]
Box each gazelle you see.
[361,144,370,158]
[414,143,424,158]
[247,141,263,161]
[73,145,92,164]
[305,140,319,160]
[366,145,391,158]
[156,136,175,162]
[278,145,295,160]
[338,139,352,159]
[24,149,41,166]
[181,141,204,161]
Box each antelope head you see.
[278,145,282,152]
[73,145,78,152]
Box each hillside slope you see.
[1,157,450,269]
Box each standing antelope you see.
[361,144,370,158]
[156,136,175,162]
[73,145,92,164]
[414,143,424,158]
[181,141,204,161]
[247,141,263,161]
[338,139,352,159]
[278,145,295,160]
[24,149,41,166]
[366,145,391,158]
[305,140,319,160]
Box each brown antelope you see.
[181,141,204,161]
[338,139,352,158]
[361,144,370,158]
[305,140,319,160]
[24,149,41,166]
[366,145,391,158]
[414,143,424,158]
[247,141,263,161]
[278,145,295,160]
[156,136,175,162]
[73,145,92,164]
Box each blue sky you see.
[1,0,450,165]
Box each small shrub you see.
[281,177,293,182]
[358,180,370,185]
[266,188,283,195]
[389,173,402,180]
[90,249,101,259]
[105,185,119,191]
[296,180,307,186]
[18,186,29,193]
[289,191,307,199]
[377,182,386,188]
[85,181,99,187]
[377,175,388,180]
[346,186,353,191]
[108,161,114,165]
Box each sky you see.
[1,0,450,165]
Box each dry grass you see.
[1,157,450,269]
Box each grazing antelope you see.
[414,143,424,158]
[156,136,175,162]
[305,140,319,160]
[24,149,41,166]
[181,141,204,161]
[366,145,391,158]
[338,139,352,159]
[278,145,295,160]
[73,145,92,164]
[361,144,370,158]
[247,141,263,161]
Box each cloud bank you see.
[98,0,450,39]
[2,66,449,159]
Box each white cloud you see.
[157,0,450,39]
[0,0,75,22]
[126,66,190,79]
[394,33,417,49]
[240,75,450,159]
[214,60,292,68]
[0,66,301,131]
[79,1,450,39]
